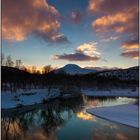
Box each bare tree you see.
[31,66,37,73]
[1,53,5,66]
[20,65,28,72]
[36,70,41,74]
[15,60,22,69]
[43,65,53,74]
[6,56,14,67]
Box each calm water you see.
[2,96,138,140]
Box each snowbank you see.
[2,88,60,109]
[87,104,138,128]
[82,89,138,97]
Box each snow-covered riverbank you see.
[87,104,138,128]
[2,88,60,109]
[2,88,139,109]
[82,88,139,98]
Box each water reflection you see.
[77,112,95,121]
[92,128,138,140]
[2,98,84,140]
[2,96,138,140]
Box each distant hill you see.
[54,64,139,81]
[96,66,139,81]
[54,64,97,75]
[84,66,120,71]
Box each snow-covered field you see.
[87,104,138,128]
[82,88,139,97]
[2,88,60,109]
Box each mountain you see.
[84,66,120,71]
[97,66,139,81]
[54,64,97,75]
[54,64,139,79]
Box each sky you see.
[2,0,139,69]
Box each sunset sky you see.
[2,0,139,69]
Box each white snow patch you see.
[87,104,138,128]
[2,88,60,109]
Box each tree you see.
[31,66,37,73]
[6,56,14,67]
[36,70,41,74]
[20,65,28,72]
[1,53,5,66]
[43,65,53,74]
[15,60,22,69]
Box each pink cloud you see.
[88,0,139,60]
[88,0,138,15]
[2,0,68,43]
[92,9,138,36]
[121,39,139,59]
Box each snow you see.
[55,64,97,75]
[82,88,139,97]
[2,88,138,109]
[54,64,138,80]
[87,104,138,128]
[2,88,60,109]
[98,66,138,81]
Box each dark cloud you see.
[121,50,139,59]
[35,32,69,44]
[52,42,101,62]
[53,53,100,61]
[2,0,69,43]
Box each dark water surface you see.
[2,96,138,140]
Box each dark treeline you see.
[1,66,138,92]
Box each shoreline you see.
[2,94,138,110]
[87,103,139,128]
[2,88,139,109]
[82,89,139,98]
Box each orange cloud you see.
[88,0,138,60]
[93,10,138,35]
[93,12,127,27]
[2,0,68,43]
[88,0,138,15]
[76,42,100,57]
[121,39,139,59]
[122,39,139,50]
[88,0,138,37]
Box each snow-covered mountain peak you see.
[55,64,97,75]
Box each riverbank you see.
[82,88,139,98]
[2,88,139,109]
[87,103,138,128]
[2,88,60,109]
